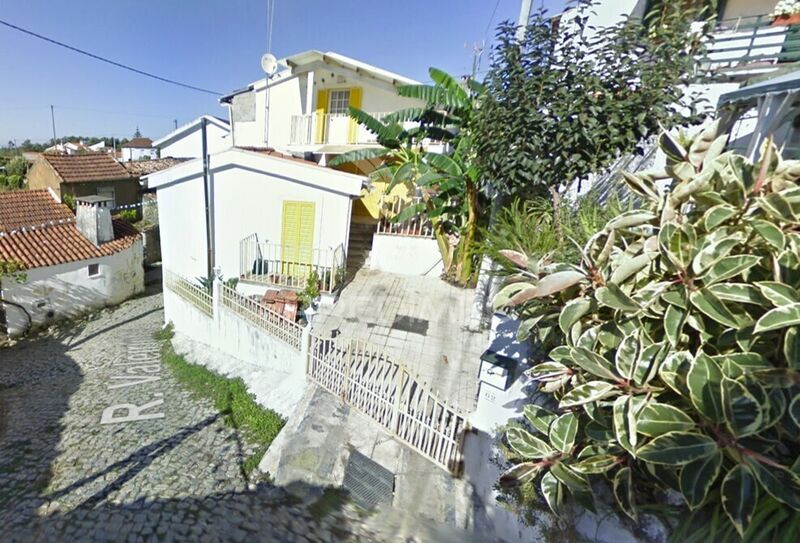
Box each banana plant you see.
[494,121,800,538]
[329,68,487,285]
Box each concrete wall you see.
[2,240,144,336]
[122,148,159,161]
[369,235,443,277]
[156,174,209,280]
[160,122,231,159]
[26,159,62,197]
[722,0,777,19]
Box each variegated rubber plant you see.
[494,121,800,537]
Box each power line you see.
[0,18,222,96]
[484,0,502,41]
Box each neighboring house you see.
[45,141,91,155]
[0,190,143,337]
[219,50,423,167]
[144,147,364,294]
[153,116,231,159]
[27,153,138,209]
[121,138,158,161]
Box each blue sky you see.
[0,0,565,144]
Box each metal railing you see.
[220,283,304,350]
[307,335,468,474]
[696,15,800,79]
[289,112,393,145]
[239,233,345,293]
[164,269,213,316]
[377,196,436,238]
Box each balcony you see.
[289,112,396,146]
[696,15,800,81]
[239,233,346,293]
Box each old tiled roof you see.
[121,138,153,149]
[0,190,140,269]
[121,157,189,176]
[41,153,131,183]
[236,146,328,169]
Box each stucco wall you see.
[61,178,140,209]
[722,0,776,20]
[26,159,62,197]
[156,175,209,280]
[160,122,231,159]
[122,148,159,161]
[2,239,144,336]
[369,235,443,277]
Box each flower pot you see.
[772,13,800,26]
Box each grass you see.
[156,326,285,477]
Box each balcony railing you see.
[377,196,435,239]
[239,233,345,293]
[696,15,800,79]
[289,112,392,146]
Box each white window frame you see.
[328,89,351,116]
[88,263,101,277]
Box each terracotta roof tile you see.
[0,190,139,269]
[236,146,328,169]
[41,153,131,183]
[121,138,153,148]
[121,157,189,176]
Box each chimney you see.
[76,195,114,246]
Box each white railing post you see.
[302,325,312,375]
[212,266,222,323]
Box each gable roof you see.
[0,190,140,269]
[122,157,190,177]
[152,115,230,149]
[40,153,131,183]
[121,138,153,149]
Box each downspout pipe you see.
[201,117,214,278]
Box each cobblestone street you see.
[0,285,377,542]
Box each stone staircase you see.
[346,222,376,277]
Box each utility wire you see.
[0,18,222,96]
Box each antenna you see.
[261,53,278,76]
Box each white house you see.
[219,50,423,166]
[121,138,158,161]
[0,191,144,337]
[144,147,364,296]
[153,115,231,159]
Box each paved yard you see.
[0,286,378,542]
[312,270,488,412]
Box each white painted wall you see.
[122,147,159,161]
[369,235,443,277]
[2,240,144,336]
[156,173,209,280]
[722,0,777,20]
[159,122,231,159]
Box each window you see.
[88,263,100,277]
[328,90,351,116]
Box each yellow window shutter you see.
[315,90,328,144]
[347,87,362,144]
[281,201,316,277]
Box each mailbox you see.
[478,350,518,391]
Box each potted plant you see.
[771,1,800,25]
[299,271,321,322]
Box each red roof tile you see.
[0,190,139,269]
[41,153,131,183]
[121,138,153,149]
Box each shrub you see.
[119,209,138,223]
[62,193,76,210]
[494,122,800,538]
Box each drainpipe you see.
[201,117,214,278]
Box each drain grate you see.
[392,314,429,336]
[342,449,395,510]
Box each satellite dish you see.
[261,53,278,76]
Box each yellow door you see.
[347,87,362,144]
[315,90,328,144]
[281,201,316,281]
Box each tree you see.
[330,69,488,285]
[474,0,710,205]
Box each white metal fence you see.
[307,335,467,474]
[220,283,304,350]
[377,196,435,238]
[239,234,345,293]
[164,269,213,316]
[289,112,393,145]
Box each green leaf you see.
[754,303,800,333]
[506,427,556,459]
[493,283,533,309]
[609,252,657,284]
[746,458,800,511]
[550,463,590,491]
[559,381,620,408]
[528,362,570,382]
[636,431,717,465]
[596,283,640,312]
[621,171,660,202]
[722,464,758,537]
[687,353,724,422]
[660,351,693,396]
[507,271,586,306]
[663,222,697,270]
[615,331,640,379]
[540,471,564,516]
[786,328,800,370]
[721,376,764,437]
[701,255,762,286]
[559,298,593,335]
[662,288,688,309]
[606,210,656,230]
[691,235,741,275]
[523,404,558,435]
[707,283,768,305]
[327,146,390,166]
[680,449,722,509]
[703,204,738,230]
[633,342,669,386]
[570,347,619,380]
[756,281,800,306]
[759,192,798,223]
[752,219,786,250]
[613,467,638,520]
[637,402,695,437]
[689,289,742,329]
[715,352,770,378]
[499,461,543,488]
[613,395,639,453]
[571,455,618,474]
[664,304,686,347]
[549,413,579,453]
